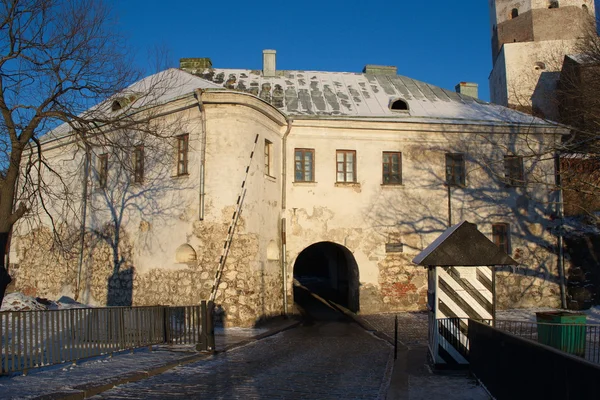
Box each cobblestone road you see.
[93,292,393,399]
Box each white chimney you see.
[263,49,276,77]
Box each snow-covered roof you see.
[190,68,552,125]
[45,69,221,140]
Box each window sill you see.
[335,182,360,188]
[381,183,404,188]
[172,173,189,179]
[293,181,317,186]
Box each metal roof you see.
[190,68,551,125]
[412,221,518,267]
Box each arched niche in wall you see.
[175,244,197,264]
[266,241,280,261]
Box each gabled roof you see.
[412,221,518,267]
[189,68,553,126]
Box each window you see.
[336,150,356,183]
[492,223,511,255]
[176,134,189,176]
[295,148,314,182]
[133,145,144,183]
[382,152,402,185]
[445,153,465,186]
[390,99,409,111]
[549,1,559,8]
[511,8,519,18]
[504,155,524,187]
[97,153,108,189]
[264,139,273,177]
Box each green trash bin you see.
[536,311,587,357]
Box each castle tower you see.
[489,0,596,120]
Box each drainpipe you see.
[75,143,91,301]
[447,184,452,227]
[281,117,293,316]
[194,89,207,220]
[555,152,567,309]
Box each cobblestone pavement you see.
[360,312,429,348]
[93,291,393,400]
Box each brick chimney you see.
[455,82,479,99]
[362,65,397,75]
[179,58,212,72]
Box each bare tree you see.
[0,0,176,305]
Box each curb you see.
[31,320,301,400]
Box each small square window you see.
[492,223,511,255]
[176,134,189,176]
[504,155,524,187]
[336,150,356,183]
[97,153,108,189]
[133,145,144,183]
[295,148,314,182]
[383,152,402,185]
[445,153,465,186]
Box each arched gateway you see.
[293,242,359,312]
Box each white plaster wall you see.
[284,120,563,312]
[490,49,509,106]
[503,39,580,118]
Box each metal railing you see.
[495,320,600,364]
[432,317,600,365]
[1,303,211,375]
[435,317,492,360]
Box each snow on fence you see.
[0,304,206,375]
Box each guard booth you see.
[412,221,517,368]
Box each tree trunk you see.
[0,232,13,308]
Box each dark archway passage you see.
[293,242,359,312]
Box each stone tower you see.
[489,0,596,120]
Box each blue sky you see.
[109,0,573,103]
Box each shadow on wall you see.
[363,123,564,309]
[107,267,134,306]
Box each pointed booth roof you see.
[412,221,518,267]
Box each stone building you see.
[489,0,596,120]
[9,53,569,326]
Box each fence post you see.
[207,301,215,351]
[163,306,169,344]
[196,301,208,352]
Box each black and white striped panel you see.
[435,266,493,365]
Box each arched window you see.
[582,4,588,12]
[549,1,559,9]
[175,244,197,263]
[390,99,409,111]
[111,100,122,112]
[511,8,519,19]
[534,61,546,71]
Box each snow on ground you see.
[498,305,600,324]
[0,293,46,311]
[1,293,88,312]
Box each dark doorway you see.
[293,242,359,312]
